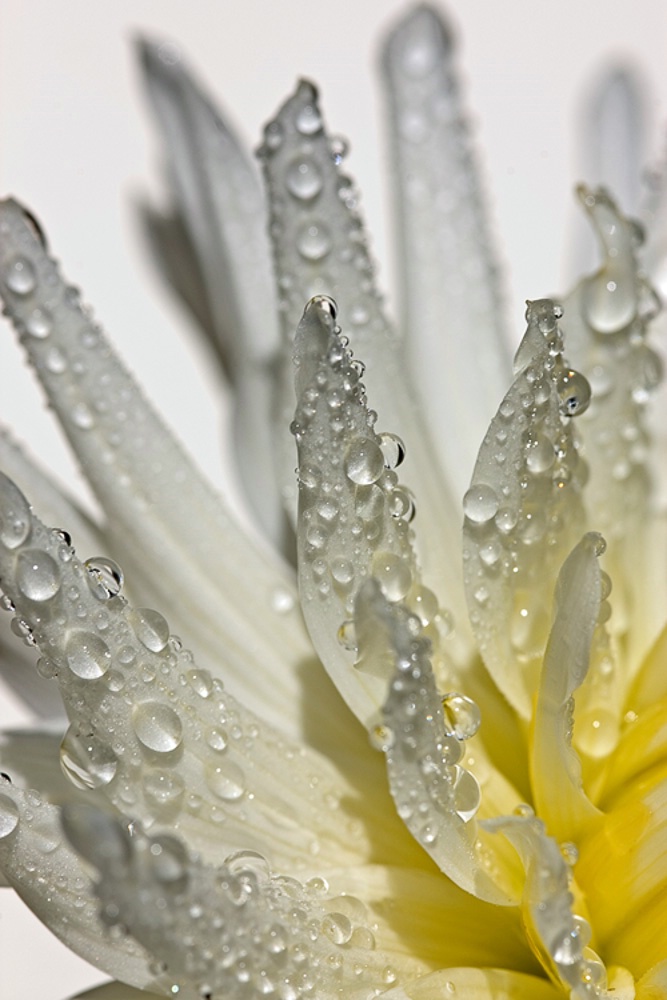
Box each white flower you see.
[1,4,666,1000]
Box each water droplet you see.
[263,121,283,151]
[5,256,36,295]
[85,556,124,600]
[551,927,583,966]
[387,486,415,522]
[286,157,323,201]
[451,766,481,822]
[525,433,555,474]
[410,586,438,626]
[297,221,332,261]
[370,724,395,751]
[479,539,502,566]
[329,135,348,164]
[25,307,52,338]
[60,725,117,789]
[65,631,111,679]
[44,346,67,374]
[133,703,183,753]
[206,728,228,752]
[0,473,31,549]
[337,619,358,653]
[557,369,591,417]
[70,403,94,430]
[322,912,353,945]
[331,557,354,587]
[495,506,518,534]
[186,669,213,698]
[129,607,170,652]
[344,437,384,485]
[560,841,579,866]
[584,273,636,334]
[575,708,618,758]
[442,693,481,740]
[0,794,19,838]
[463,483,499,524]
[16,550,61,601]
[373,552,412,602]
[378,432,406,469]
[296,102,323,135]
[143,769,185,810]
[206,760,245,801]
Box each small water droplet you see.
[70,403,94,430]
[344,437,384,485]
[378,432,406,469]
[133,703,183,753]
[65,631,111,679]
[85,556,124,600]
[0,793,19,838]
[44,346,67,374]
[373,552,412,602]
[129,607,170,652]
[143,769,185,810]
[296,102,323,135]
[322,912,353,945]
[286,157,323,201]
[185,669,213,698]
[331,557,354,587]
[206,728,228,752]
[329,135,348,164]
[463,484,499,524]
[264,121,283,151]
[442,693,481,740]
[451,765,481,822]
[525,433,555,474]
[297,221,332,261]
[16,549,61,601]
[206,760,245,801]
[5,256,36,295]
[25,306,52,338]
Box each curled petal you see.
[463,299,589,718]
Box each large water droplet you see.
[463,484,499,524]
[16,549,61,601]
[583,273,636,334]
[286,157,323,200]
[442,693,481,740]
[557,369,591,417]
[451,766,481,822]
[378,432,406,469]
[373,552,412,602]
[322,912,353,945]
[206,760,246,801]
[65,631,111,679]
[0,473,31,549]
[85,556,124,600]
[344,437,384,485]
[129,607,170,652]
[5,256,36,295]
[296,102,323,135]
[60,725,118,789]
[133,703,183,753]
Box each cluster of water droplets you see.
[61,803,393,1000]
[462,299,591,719]
[0,472,365,872]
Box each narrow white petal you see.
[0,198,315,739]
[563,187,666,672]
[61,803,429,1000]
[530,535,603,841]
[463,300,589,718]
[0,476,391,873]
[381,5,511,497]
[69,985,161,1000]
[139,41,283,543]
[259,82,473,662]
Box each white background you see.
[1,1,666,996]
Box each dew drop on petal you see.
[4,256,36,295]
[25,307,52,338]
[463,484,499,524]
[451,766,481,822]
[372,552,412,602]
[133,703,183,753]
[370,724,395,751]
[129,607,170,652]
[16,550,61,601]
[65,631,111,679]
[185,669,213,699]
[84,556,123,601]
[0,793,19,838]
[286,157,323,201]
[557,369,591,417]
[322,912,353,945]
[205,760,246,801]
[60,725,118,789]
[143,769,186,810]
[0,474,31,549]
[378,432,406,469]
[297,222,332,261]
[296,102,323,135]
[442,693,482,740]
[344,437,385,485]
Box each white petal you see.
[0,476,395,873]
[530,534,603,841]
[259,82,473,663]
[61,803,429,1000]
[381,5,511,497]
[0,782,172,994]
[463,300,589,718]
[0,198,315,740]
[69,985,160,1000]
[381,968,562,1000]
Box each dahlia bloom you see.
[1,4,666,1000]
